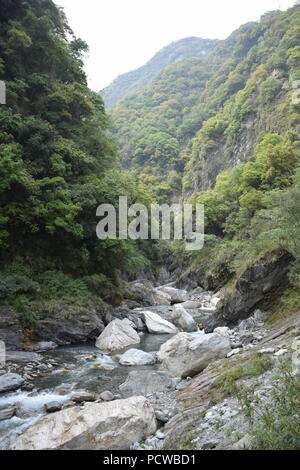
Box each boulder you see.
[125,280,171,306]
[0,373,24,393]
[157,332,231,378]
[119,370,175,398]
[45,402,62,413]
[0,406,16,421]
[11,396,157,450]
[157,287,188,304]
[119,349,155,366]
[171,305,197,332]
[96,319,140,352]
[99,391,114,401]
[142,311,178,335]
[32,304,105,346]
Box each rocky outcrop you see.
[11,396,157,450]
[171,305,197,332]
[119,371,175,398]
[96,319,140,351]
[0,308,23,350]
[119,349,155,366]
[158,332,231,378]
[0,373,24,393]
[142,310,178,334]
[33,303,106,346]
[209,249,293,329]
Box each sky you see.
[56,0,296,91]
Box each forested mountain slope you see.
[111,7,300,203]
[109,5,300,321]
[0,0,150,315]
[100,37,220,109]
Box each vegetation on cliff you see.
[0,0,150,312]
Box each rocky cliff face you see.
[209,249,293,329]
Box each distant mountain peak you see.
[100,37,220,109]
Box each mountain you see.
[110,7,300,203]
[100,37,220,109]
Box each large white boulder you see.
[171,305,197,332]
[96,319,140,351]
[157,332,231,378]
[119,349,155,366]
[142,311,178,335]
[11,396,157,450]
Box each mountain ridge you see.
[100,36,220,109]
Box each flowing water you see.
[0,333,173,449]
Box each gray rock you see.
[157,286,188,304]
[0,373,24,393]
[6,351,43,363]
[72,392,97,403]
[11,397,157,450]
[119,349,155,366]
[125,280,171,306]
[156,431,166,440]
[120,371,175,398]
[171,305,197,332]
[99,391,114,401]
[253,309,269,322]
[45,401,62,413]
[142,310,178,335]
[155,409,171,424]
[0,406,16,421]
[227,348,240,358]
[158,332,231,378]
[33,307,105,346]
[240,332,254,345]
[214,327,231,338]
[209,249,292,329]
[96,319,140,352]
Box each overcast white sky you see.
[56,0,296,91]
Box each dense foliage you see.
[0,0,150,306]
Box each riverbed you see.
[0,333,173,449]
